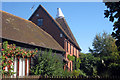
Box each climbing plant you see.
[67,54,75,61]
[67,54,81,70]
[0,41,38,76]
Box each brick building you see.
[1,4,81,77]
[29,5,81,71]
[1,10,64,77]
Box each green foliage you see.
[80,53,98,76]
[104,2,120,51]
[111,52,120,63]
[89,32,117,57]
[108,63,120,76]
[76,58,81,70]
[1,41,37,76]
[62,70,73,77]
[88,32,120,76]
[72,69,86,77]
[67,54,81,70]
[67,54,75,61]
[30,49,64,77]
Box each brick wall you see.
[29,7,65,48]
[29,6,80,72]
[64,39,79,71]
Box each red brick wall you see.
[29,7,65,48]
[29,7,80,72]
[64,39,79,71]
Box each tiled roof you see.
[1,10,65,52]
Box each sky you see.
[1,2,114,53]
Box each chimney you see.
[56,8,64,18]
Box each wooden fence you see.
[2,75,120,80]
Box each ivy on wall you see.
[0,41,38,76]
[67,54,75,61]
[67,54,81,70]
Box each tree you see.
[79,53,98,76]
[104,2,120,51]
[30,49,64,77]
[89,32,120,76]
[89,32,117,57]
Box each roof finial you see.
[56,8,64,18]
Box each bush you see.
[30,49,64,77]
[72,69,86,77]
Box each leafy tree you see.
[104,2,120,51]
[108,63,120,76]
[79,53,99,76]
[107,51,120,76]
[89,32,120,76]
[30,49,64,77]
[89,32,117,57]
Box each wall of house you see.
[29,7,65,48]
[2,39,64,77]
[29,6,80,72]
[64,39,79,71]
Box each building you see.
[1,4,81,77]
[0,10,65,77]
[29,5,81,71]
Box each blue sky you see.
[2,2,113,53]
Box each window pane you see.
[70,44,71,54]
[73,47,74,54]
[67,42,68,52]
[38,19,43,26]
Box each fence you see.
[2,75,120,80]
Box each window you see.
[60,33,63,37]
[70,44,71,54]
[36,14,39,17]
[67,42,68,52]
[37,19,43,26]
[66,63,68,70]
[75,57,77,69]
[76,49,77,56]
[70,62,72,71]
[73,47,74,54]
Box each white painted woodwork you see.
[14,57,17,77]
[11,62,13,78]
[22,58,25,76]
[5,66,8,71]
[27,58,29,76]
[19,58,23,76]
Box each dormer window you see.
[37,19,43,26]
